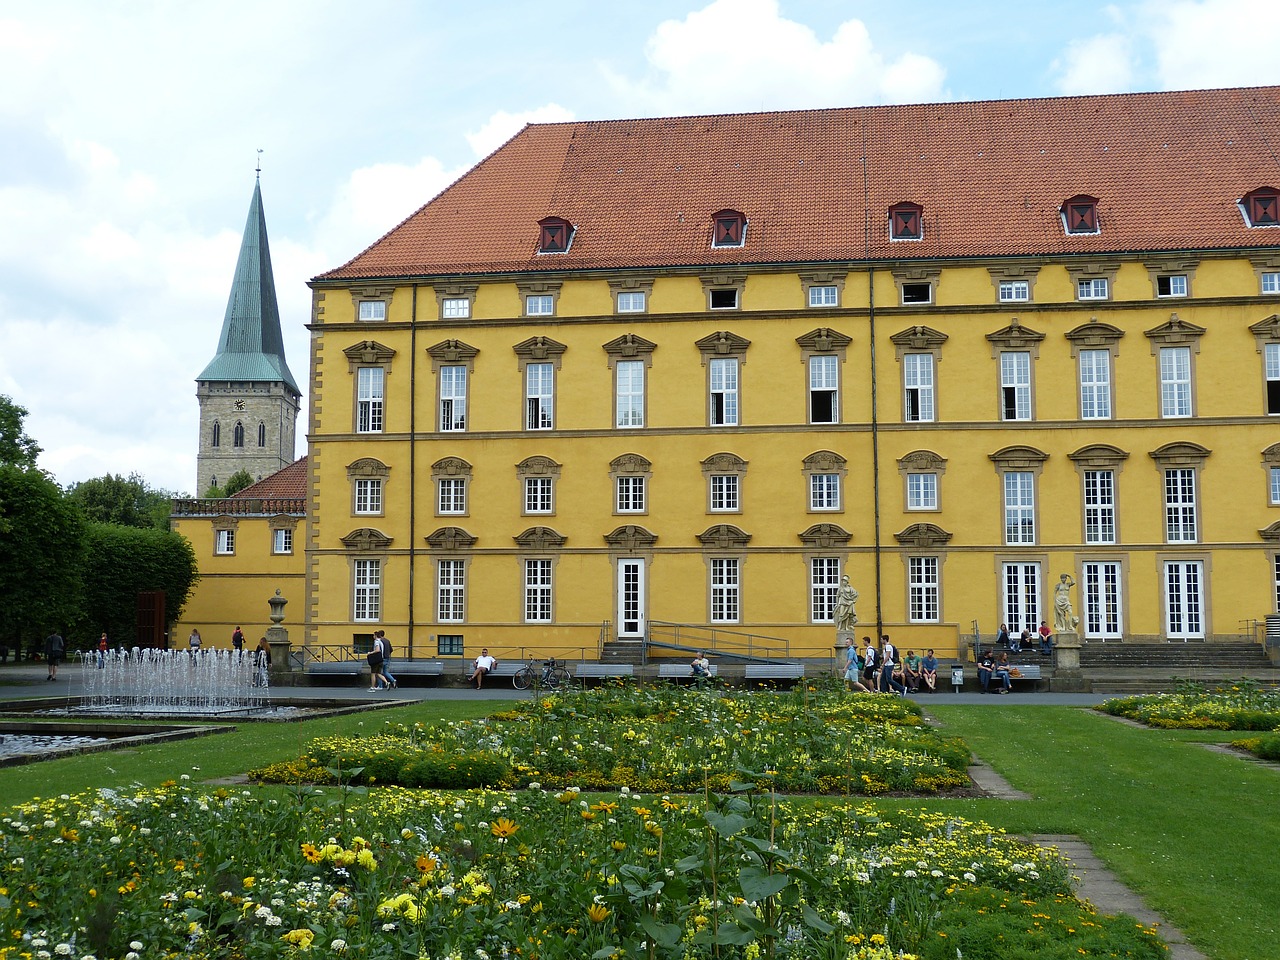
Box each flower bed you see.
[0,781,1166,959]
[253,686,972,795]
[1095,680,1280,730]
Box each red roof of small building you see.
[315,86,1280,282]
[232,457,308,500]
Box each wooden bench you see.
[743,663,805,686]
[303,660,363,677]
[574,663,635,682]
[657,663,718,681]
[979,662,1042,692]
[385,660,445,684]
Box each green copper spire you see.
[196,179,301,395]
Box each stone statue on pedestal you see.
[1054,574,1079,633]
[833,576,859,634]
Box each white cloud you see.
[465,105,576,159]
[603,0,946,114]
[1052,33,1136,96]
[1147,0,1280,89]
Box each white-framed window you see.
[810,557,840,622]
[273,528,293,555]
[709,357,739,426]
[438,477,466,515]
[1165,468,1198,543]
[616,475,646,513]
[1002,561,1040,635]
[354,478,383,515]
[1275,555,1280,612]
[808,285,838,307]
[1000,351,1032,421]
[617,291,646,313]
[356,367,385,433]
[440,365,467,431]
[1263,272,1280,295]
[1157,274,1188,298]
[353,558,381,622]
[710,557,740,623]
[524,559,553,622]
[1265,342,1280,414]
[1083,470,1116,544]
[1077,278,1109,300]
[907,556,940,622]
[441,297,470,319]
[524,477,553,514]
[710,474,740,512]
[906,472,938,510]
[1164,560,1204,638]
[1082,561,1123,639]
[215,529,235,555]
[808,355,839,424]
[809,473,840,511]
[1003,471,1036,544]
[998,280,1029,302]
[1079,348,1112,419]
[437,559,465,623]
[616,360,645,428]
[709,289,739,310]
[526,294,554,316]
[901,282,932,305]
[526,362,554,430]
[1271,466,1280,505]
[1159,346,1193,418]
[903,353,935,422]
[358,300,386,321]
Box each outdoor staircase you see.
[1078,642,1280,694]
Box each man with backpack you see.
[374,629,397,689]
[879,634,907,696]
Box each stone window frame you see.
[1150,442,1211,546]
[347,457,391,518]
[696,330,751,427]
[609,453,652,517]
[797,524,852,625]
[890,265,941,306]
[1263,443,1280,507]
[514,527,566,625]
[1248,314,1280,415]
[1068,444,1129,545]
[608,276,655,315]
[1145,313,1205,420]
[697,524,751,625]
[340,528,393,624]
[516,456,562,517]
[424,526,477,626]
[1158,552,1212,640]
[431,457,472,518]
[269,515,298,556]
[701,452,748,515]
[350,284,395,323]
[1066,320,1125,421]
[796,327,852,426]
[989,446,1049,547]
[1145,259,1198,300]
[1065,261,1118,302]
[799,270,848,309]
[427,339,479,433]
[513,336,568,431]
[890,325,948,423]
[602,333,657,430]
[904,554,943,623]
[987,319,1045,423]
[987,264,1042,304]
[431,282,478,320]
[893,523,952,625]
[897,450,947,513]
[212,516,238,557]
[802,449,848,514]
[516,280,564,318]
[344,340,396,435]
[700,272,747,311]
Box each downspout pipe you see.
[408,284,418,656]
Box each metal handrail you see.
[645,621,791,663]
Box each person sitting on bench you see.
[690,651,711,678]
[470,648,497,689]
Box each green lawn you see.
[0,699,1273,960]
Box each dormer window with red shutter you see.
[889,202,923,241]
[538,216,575,254]
[1062,195,1100,235]
[711,209,747,248]
[1242,187,1280,228]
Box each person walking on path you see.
[44,630,64,681]
[231,626,244,657]
[879,635,907,696]
[367,634,389,690]
[374,630,397,688]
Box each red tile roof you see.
[232,457,308,500]
[316,87,1280,282]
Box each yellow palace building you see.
[269,87,1280,663]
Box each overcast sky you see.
[2,0,1277,494]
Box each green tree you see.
[0,395,40,469]
[0,465,86,652]
[221,469,255,496]
[65,473,186,531]
[72,523,199,643]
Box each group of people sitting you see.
[977,650,1022,693]
[842,636,938,695]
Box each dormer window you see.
[1242,187,1280,228]
[711,209,746,248]
[1062,195,1100,235]
[889,202,923,241]
[538,216,574,254]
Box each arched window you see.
[211,421,220,447]
[233,421,245,447]
[257,422,266,447]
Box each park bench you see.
[656,662,718,682]
[461,661,524,684]
[574,663,635,683]
[302,660,363,677]
[979,662,1042,692]
[385,660,445,684]
[743,663,805,686]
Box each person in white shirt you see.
[471,648,497,689]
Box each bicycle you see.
[513,656,571,691]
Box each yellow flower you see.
[610,840,627,851]
[301,843,322,864]
[281,927,315,950]
[491,817,519,839]
[356,848,377,871]
[416,855,438,873]
[580,811,596,821]
[243,877,256,889]
[587,903,610,923]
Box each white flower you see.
[55,946,73,957]
[963,872,977,883]
[381,923,397,932]
[329,940,347,953]
[903,869,917,878]
[128,944,142,953]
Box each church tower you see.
[195,177,301,495]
